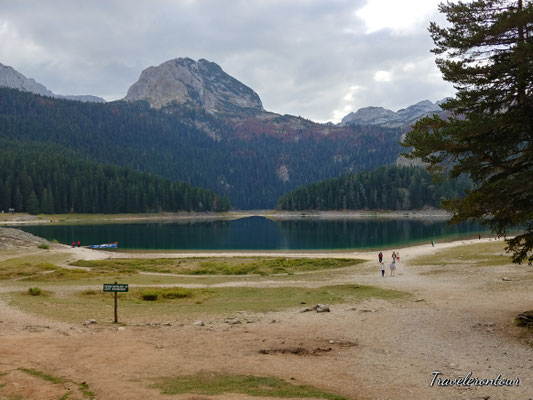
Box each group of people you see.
[72,240,81,248]
[378,251,399,277]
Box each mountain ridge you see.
[0,63,105,103]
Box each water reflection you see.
[16,216,487,250]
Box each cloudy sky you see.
[0,0,455,123]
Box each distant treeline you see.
[276,166,472,211]
[0,142,230,214]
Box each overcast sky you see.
[0,0,455,123]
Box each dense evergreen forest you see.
[276,166,472,211]
[0,142,230,214]
[0,88,405,208]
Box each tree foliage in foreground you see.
[402,0,533,263]
[276,166,472,211]
[0,142,230,214]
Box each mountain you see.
[340,100,443,128]
[124,58,263,114]
[0,63,105,103]
[0,87,403,209]
[0,57,443,210]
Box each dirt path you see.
[0,238,531,400]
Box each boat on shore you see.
[89,242,118,249]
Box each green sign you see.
[103,283,128,292]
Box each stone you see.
[516,310,533,327]
[502,277,511,281]
[83,319,97,325]
[225,318,242,325]
[314,304,330,313]
[193,320,205,326]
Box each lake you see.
[15,216,489,250]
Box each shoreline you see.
[0,209,451,226]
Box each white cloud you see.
[356,0,441,34]
[374,70,392,82]
[0,0,456,123]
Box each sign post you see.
[103,282,128,323]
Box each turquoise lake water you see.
[15,216,489,250]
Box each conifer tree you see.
[402,0,533,263]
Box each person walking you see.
[392,251,397,262]
[431,240,435,247]
[378,251,383,264]
[390,259,396,276]
[380,262,385,277]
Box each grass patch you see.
[151,373,347,399]
[27,287,44,296]
[37,243,50,250]
[18,368,67,384]
[78,382,95,398]
[71,257,363,276]
[5,284,407,324]
[409,241,512,267]
[0,261,58,280]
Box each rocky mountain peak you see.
[340,99,444,128]
[124,57,264,114]
[0,63,105,103]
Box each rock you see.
[124,58,264,114]
[516,310,533,327]
[193,320,205,326]
[415,298,425,302]
[83,319,97,325]
[225,318,242,325]
[339,100,443,128]
[117,327,125,331]
[502,277,511,281]
[314,304,330,313]
[0,62,105,103]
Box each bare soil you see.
[0,237,531,400]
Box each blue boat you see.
[89,242,118,249]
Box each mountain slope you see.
[0,87,404,209]
[340,100,444,128]
[124,58,263,114]
[0,63,105,103]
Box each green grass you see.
[71,257,363,276]
[27,287,44,296]
[0,261,57,280]
[4,284,408,324]
[409,241,512,267]
[151,373,348,399]
[0,253,75,281]
[16,368,94,399]
[18,368,67,384]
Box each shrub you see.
[161,287,194,299]
[141,290,159,301]
[37,243,50,250]
[28,287,43,296]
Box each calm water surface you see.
[16,216,488,250]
